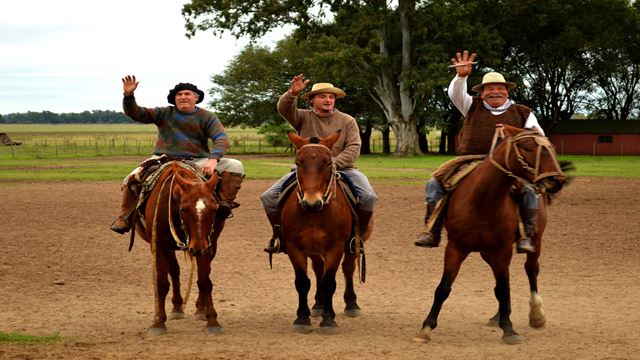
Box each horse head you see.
[491,124,566,193]
[171,171,220,256]
[288,131,341,212]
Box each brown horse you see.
[414,124,566,345]
[281,131,367,334]
[136,161,225,335]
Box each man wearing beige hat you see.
[260,74,377,254]
[414,50,544,253]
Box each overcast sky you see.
[0,0,287,115]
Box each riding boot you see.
[414,203,443,248]
[264,211,285,254]
[356,209,374,238]
[216,171,244,220]
[516,208,537,254]
[110,177,140,234]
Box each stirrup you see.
[346,236,365,255]
[264,237,282,254]
[516,237,535,254]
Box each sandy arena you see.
[0,177,638,359]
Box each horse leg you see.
[414,245,467,343]
[195,227,222,321]
[310,255,324,317]
[196,249,222,334]
[149,249,171,336]
[290,252,312,333]
[490,256,521,344]
[525,252,546,328]
[317,251,343,334]
[167,252,185,320]
[342,252,361,317]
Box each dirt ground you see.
[0,177,639,360]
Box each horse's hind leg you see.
[414,245,467,343]
[342,253,361,317]
[197,251,222,334]
[525,252,546,328]
[167,252,185,320]
[310,255,324,317]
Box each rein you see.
[488,127,564,186]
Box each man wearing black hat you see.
[109,75,244,234]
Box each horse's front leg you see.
[342,252,361,317]
[310,255,324,317]
[289,251,312,333]
[414,245,467,343]
[167,251,185,320]
[317,250,343,334]
[149,249,171,336]
[196,249,222,334]
[525,252,546,328]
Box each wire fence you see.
[0,135,415,159]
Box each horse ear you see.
[320,130,341,150]
[173,173,192,193]
[287,132,308,149]
[500,124,519,137]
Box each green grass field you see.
[1,124,639,182]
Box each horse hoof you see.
[310,308,323,317]
[205,326,223,335]
[343,308,361,318]
[147,327,167,336]
[412,328,432,343]
[292,324,312,334]
[529,316,546,328]
[169,310,185,320]
[502,334,522,345]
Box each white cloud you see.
[0,0,287,114]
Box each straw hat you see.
[471,72,517,93]
[301,83,346,99]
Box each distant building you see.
[548,120,640,155]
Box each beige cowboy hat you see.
[471,72,517,93]
[301,83,346,99]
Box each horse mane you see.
[309,136,321,144]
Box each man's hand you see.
[122,75,139,96]
[450,51,477,77]
[290,74,310,97]
[202,158,218,176]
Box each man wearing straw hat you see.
[414,50,545,253]
[260,74,377,254]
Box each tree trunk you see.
[360,122,372,154]
[382,128,391,154]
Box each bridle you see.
[165,174,217,251]
[488,126,564,186]
[294,143,339,207]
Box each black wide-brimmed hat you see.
[167,83,204,105]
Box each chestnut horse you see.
[281,131,367,334]
[136,161,225,335]
[414,125,566,345]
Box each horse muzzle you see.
[539,175,566,194]
[300,197,324,212]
